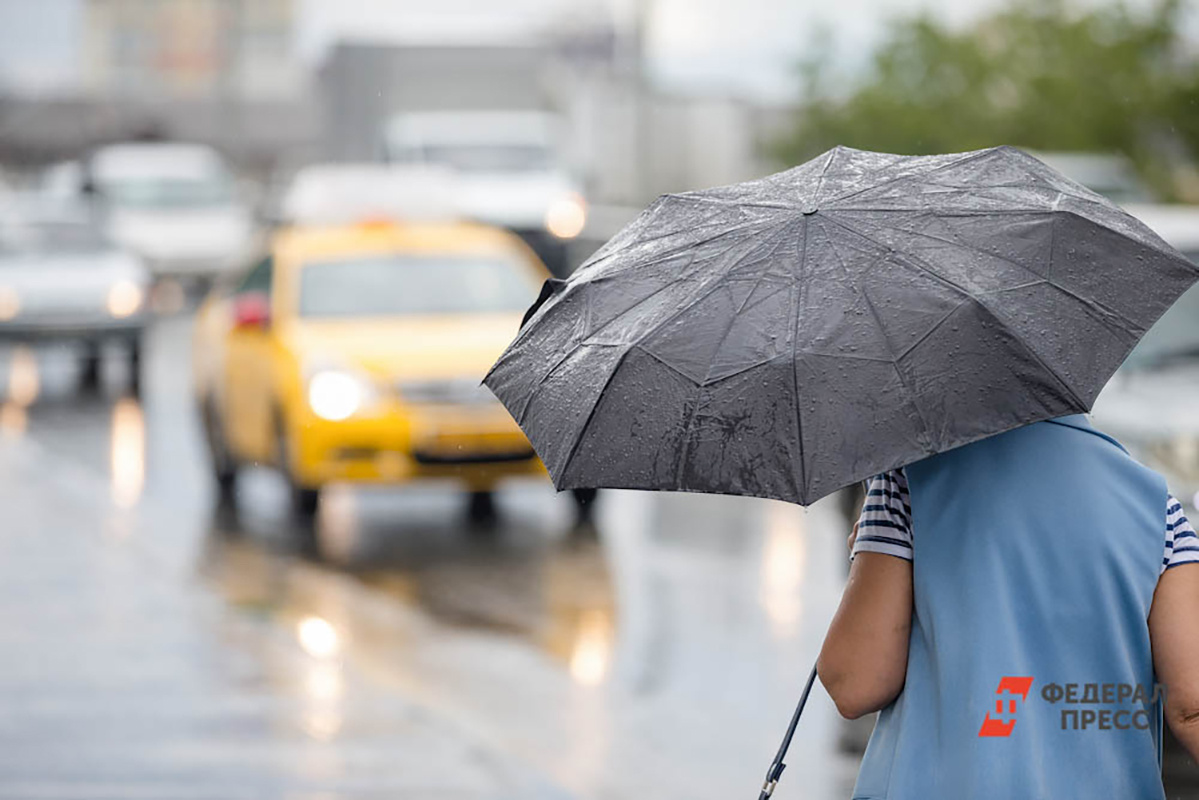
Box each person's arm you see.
[1149,498,1199,760]
[1149,562,1199,760]
[818,547,913,719]
[818,472,915,720]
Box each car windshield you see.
[396,144,552,173]
[1122,250,1199,369]
[102,175,235,209]
[299,254,538,318]
[0,220,109,257]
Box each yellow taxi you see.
[192,217,570,521]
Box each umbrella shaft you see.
[757,660,818,799]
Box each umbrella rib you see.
[972,301,1091,412]
[618,219,798,353]
[578,219,777,285]
[555,346,634,487]
[664,227,796,488]
[698,223,796,384]
[1038,280,1142,339]
[515,249,716,424]
[819,218,935,447]
[578,202,772,274]
[894,301,972,361]
[794,349,896,363]
[790,219,808,500]
[810,147,841,206]
[556,224,796,489]
[513,238,725,426]
[669,225,801,491]
[816,217,896,363]
[573,228,761,345]
[818,213,974,301]
[844,212,1054,286]
[832,207,1078,215]
[514,345,581,427]
[667,194,799,211]
[823,147,998,207]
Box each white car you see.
[381,111,587,276]
[1091,204,1199,514]
[0,202,150,391]
[85,142,257,282]
[272,163,456,227]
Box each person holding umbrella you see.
[818,432,1199,798]
[484,145,1199,798]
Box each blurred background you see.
[0,0,1199,797]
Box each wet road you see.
[0,314,860,799]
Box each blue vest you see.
[852,415,1167,800]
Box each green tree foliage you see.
[774,0,1199,199]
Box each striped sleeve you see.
[1163,496,1199,574]
[851,469,913,562]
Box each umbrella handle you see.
[757,660,819,799]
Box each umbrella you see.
[482,145,1199,797]
[484,145,1198,507]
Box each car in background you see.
[1029,151,1158,205]
[191,214,579,524]
[1091,204,1199,516]
[381,111,587,278]
[269,163,456,229]
[83,142,257,285]
[0,201,150,392]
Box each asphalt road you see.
[0,313,859,799]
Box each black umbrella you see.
[485,145,1198,506]
[482,145,1199,797]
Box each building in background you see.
[0,0,795,206]
[0,0,316,171]
[318,30,791,209]
[82,0,301,101]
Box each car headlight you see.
[307,369,375,421]
[107,280,144,318]
[545,193,587,239]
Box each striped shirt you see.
[853,469,1199,575]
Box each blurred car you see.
[0,202,149,390]
[192,215,561,522]
[270,163,456,229]
[1028,151,1159,205]
[83,142,257,283]
[381,110,587,277]
[1091,203,1199,515]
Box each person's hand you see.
[847,521,860,557]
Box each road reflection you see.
[0,321,861,798]
[110,396,145,508]
[7,344,40,406]
[0,344,39,437]
[200,489,618,680]
[0,400,25,436]
[567,608,614,687]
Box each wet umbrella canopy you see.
[483,145,1199,506]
